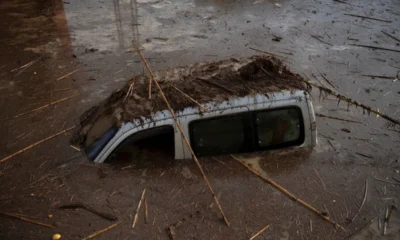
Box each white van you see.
[85,90,317,163]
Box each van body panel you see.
[93,90,316,163]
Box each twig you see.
[355,152,373,159]
[309,56,337,89]
[133,41,230,227]
[171,85,209,112]
[82,221,122,240]
[310,218,313,233]
[70,145,81,151]
[381,31,400,43]
[14,57,42,76]
[144,198,149,224]
[249,224,270,240]
[297,78,400,126]
[9,93,79,119]
[373,177,399,185]
[132,188,146,228]
[311,35,333,46]
[361,74,396,79]
[333,0,349,4]
[350,180,368,222]
[313,168,329,192]
[197,77,236,95]
[59,203,117,221]
[0,212,55,228]
[248,47,285,58]
[349,44,400,53]
[392,177,400,184]
[0,126,75,163]
[344,14,392,23]
[232,155,347,232]
[124,79,135,103]
[316,113,361,124]
[57,68,80,81]
[383,207,388,235]
[167,226,177,240]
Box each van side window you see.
[105,125,175,163]
[256,108,304,149]
[189,113,253,157]
[189,107,304,157]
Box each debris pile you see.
[72,55,307,147]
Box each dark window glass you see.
[106,126,174,163]
[189,107,304,157]
[189,113,252,157]
[256,108,304,149]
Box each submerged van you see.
[72,56,317,163]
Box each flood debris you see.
[249,224,271,240]
[56,68,80,81]
[316,113,361,124]
[349,44,400,53]
[344,13,392,23]
[82,221,122,240]
[298,78,400,126]
[134,41,232,226]
[59,203,117,221]
[0,212,55,229]
[132,188,146,229]
[0,126,75,163]
[349,180,368,223]
[232,155,348,232]
[7,93,79,120]
[381,31,400,43]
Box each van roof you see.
[71,55,307,147]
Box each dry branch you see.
[381,31,400,43]
[349,44,400,53]
[59,203,117,221]
[309,56,337,89]
[249,224,270,240]
[133,41,230,227]
[249,47,285,58]
[298,78,400,126]
[57,68,80,81]
[10,93,79,119]
[144,198,149,224]
[361,74,396,79]
[232,155,347,232]
[344,13,392,23]
[0,212,55,228]
[82,221,122,240]
[316,113,361,124]
[350,180,368,222]
[197,77,236,95]
[0,126,75,163]
[132,188,146,228]
[171,85,209,112]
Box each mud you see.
[72,55,306,148]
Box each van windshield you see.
[189,107,304,157]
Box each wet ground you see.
[0,0,399,239]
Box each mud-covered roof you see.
[71,55,307,147]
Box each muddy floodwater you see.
[0,0,399,239]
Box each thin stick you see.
[249,224,270,240]
[316,113,361,124]
[133,41,230,227]
[171,85,209,112]
[373,177,399,185]
[249,47,285,58]
[197,77,236,95]
[0,126,75,163]
[381,31,400,43]
[144,198,149,224]
[309,56,337,89]
[70,145,81,151]
[350,180,368,222]
[232,155,347,232]
[14,57,42,76]
[0,212,55,228]
[82,221,122,240]
[59,203,117,221]
[361,74,396,79]
[344,14,392,23]
[298,78,400,126]
[10,93,79,119]
[311,35,333,46]
[383,207,388,235]
[132,188,146,228]
[349,44,400,53]
[57,68,80,81]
